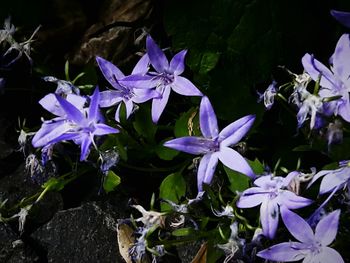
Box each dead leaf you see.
[117,222,135,263]
[191,242,207,263]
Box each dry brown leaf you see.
[191,242,207,263]
[117,223,135,263]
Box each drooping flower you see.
[32,87,119,161]
[258,81,277,110]
[236,172,313,239]
[121,35,203,123]
[43,76,80,95]
[257,207,344,263]
[302,34,350,123]
[331,9,350,28]
[96,54,159,122]
[164,96,255,192]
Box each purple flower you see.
[96,54,159,122]
[308,161,350,195]
[121,35,203,123]
[331,9,350,28]
[236,172,313,239]
[302,34,350,123]
[259,81,277,110]
[32,87,119,161]
[164,96,255,192]
[257,207,344,263]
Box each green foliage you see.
[159,173,186,211]
[103,170,121,193]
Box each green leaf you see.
[133,105,157,143]
[224,165,251,193]
[103,170,121,193]
[159,173,186,212]
[199,52,220,74]
[155,138,180,161]
[172,227,193,237]
[42,178,65,192]
[248,158,265,174]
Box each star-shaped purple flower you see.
[258,207,344,263]
[121,35,203,123]
[164,96,255,192]
[302,34,350,122]
[32,87,119,161]
[96,54,159,122]
[236,172,313,239]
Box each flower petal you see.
[280,206,314,243]
[197,153,219,192]
[88,87,100,121]
[277,190,313,209]
[315,209,340,246]
[99,90,123,107]
[301,53,339,91]
[315,247,344,263]
[131,53,150,75]
[236,187,266,208]
[282,171,300,187]
[218,147,255,178]
[331,9,350,28]
[119,74,158,89]
[307,170,331,189]
[132,88,160,103]
[169,50,187,75]
[151,86,171,123]
[337,95,350,122]
[199,96,219,138]
[332,34,350,82]
[253,174,273,188]
[146,35,168,73]
[94,123,119,136]
[55,94,85,124]
[124,99,134,119]
[220,114,255,147]
[319,172,348,195]
[172,76,202,96]
[260,198,279,239]
[79,134,92,161]
[32,120,70,147]
[163,136,211,155]
[257,242,307,262]
[96,56,125,87]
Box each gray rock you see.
[32,202,124,263]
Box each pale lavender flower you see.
[257,207,344,263]
[259,81,277,110]
[308,160,350,195]
[331,10,350,28]
[164,96,255,192]
[96,54,159,122]
[43,76,80,95]
[302,34,350,123]
[236,172,313,239]
[121,35,203,123]
[32,87,119,161]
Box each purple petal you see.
[197,153,219,192]
[254,175,273,188]
[236,187,266,208]
[172,76,203,96]
[79,134,92,161]
[199,96,219,138]
[88,87,100,121]
[99,90,123,107]
[331,10,350,28]
[218,147,255,178]
[39,94,86,117]
[337,95,350,122]
[315,247,344,263]
[307,170,331,189]
[124,99,134,119]
[301,53,339,91]
[169,50,187,75]
[151,86,171,123]
[146,35,168,73]
[96,56,125,87]
[94,123,119,136]
[315,209,340,246]
[55,94,85,124]
[260,198,279,239]
[119,74,158,89]
[280,206,314,243]
[220,114,255,147]
[282,171,300,187]
[163,136,211,155]
[257,242,307,262]
[319,172,348,195]
[131,53,150,75]
[49,132,81,145]
[32,120,70,147]
[132,88,160,103]
[277,190,313,209]
[332,34,350,81]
